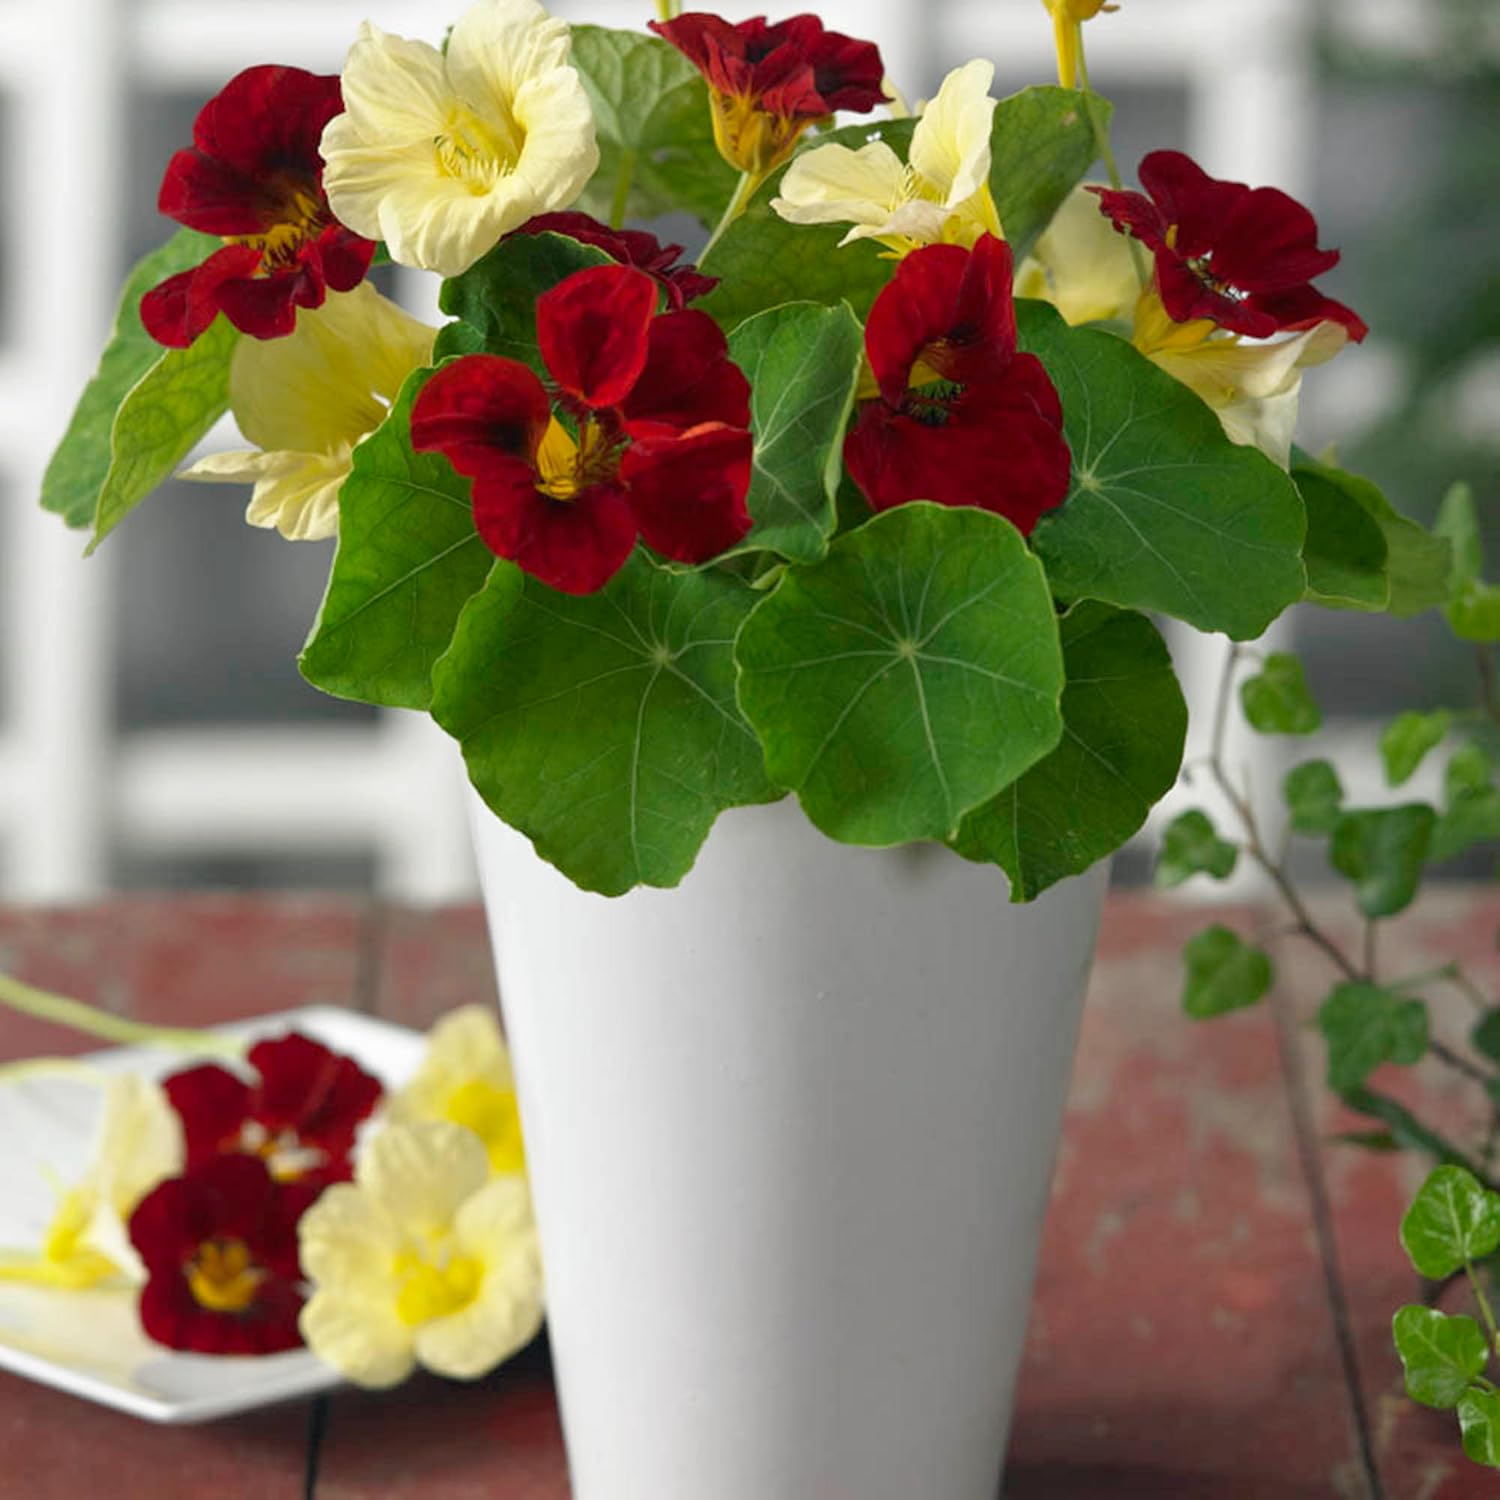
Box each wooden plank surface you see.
[0,891,1455,1497]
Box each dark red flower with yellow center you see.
[140,65,376,348]
[514,213,717,310]
[844,234,1072,535]
[1091,150,1367,342]
[649,12,885,180]
[164,1032,382,1189]
[129,1154,307,1354]
[411,263,754,595]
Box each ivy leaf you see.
[1381,710,1452,786]
[1447,743,1496,800]
[1431,743,1500,863]
[299,369,492,710]
[1343,1089,1486,1176]
[1154,810,1238,888]
[1436,481,1484,589]
[1448,584,1500,643]
[1022,302,1306,640]
[434,232,614,366]
[1459,1388,1500,1468]
[1471,1011,1500,1065]
[951,603,1187,902]
[1240,652,1321,735]
[1330,804,1437,918]
[1283,759,1345,835]
[1399,1165,1500,1279]
[43,229,220,529]
[735,503,1064,847]
[1296,461,1390,610]
[569,25,738,228]
[1181,925,1273,1019]
[1392,1306,1490,1409]
[1291,452,1451,619]
[1318,982,1429,1092]
[725,302,864,564]
[87,313,239,551]
[431,553,779,896]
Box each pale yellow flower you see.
[0,1074,183,1290]
[388,1005,526,1176]
[771,59,1001,257]
[320,0,599,278]
[299,1120,543,1387]
[1015,183,1139,327]
[179,283,435,540]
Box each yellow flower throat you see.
[534,417,620,502]
[186,1238,265,1313]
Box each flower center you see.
[445,1079,526,1174]
[394,1246,483,1326]
[229,179,328,272]
[534,416,622,501]
[711,91,806,179]
[435,106,522,194]
[186,1237,266,1313]
[238,1120,328,1183]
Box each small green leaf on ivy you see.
[1381,710,1452,786]
[1448,744,1497,801]
[1155,810,1238,888]
[1329,804,1437,919]
[1473,1011,1500,1066]
[1181,925,1273,1019]
[1431,744,1500,862]
[1392,1306,1490,1409]
[1283,760,1345,835]
[1318,982,1429,1092]
[1240,652,1321,735]
[1458,1387,1500,1467]
[1400,1165,1500,1280]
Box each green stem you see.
[1075,48,1149,290]
[608,148,637,232]
[653,0,680,21]
[1469,1259,1500,1348]
[699,170,758,268]
[1429,1039,1497,1089]
[0,971,241,1058]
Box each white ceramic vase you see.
[470,795,1108,1500]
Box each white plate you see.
[0,1004,425,1423]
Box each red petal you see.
[192,66,343,183]
[411,356,553,479]
[157,148,268,236]
[472,467,639,595]
[139,1265,305,1355]
[316,224,377,293]
[1153,254,1281,338]
[1211,185,1339,292]
[1136,151,1245,260]
[215,260,322,340]
[139,244,262,348]
[622,423,754,562]
[1248,285,1368,342]
[247,1032,382,1161]
[516,213,716,309]
[1089,184,1170,257]
[802,22,887,112]
[537,265,659,410]
[648,14,749,96]
[623,310,750,431]
[163,1063,253,1169]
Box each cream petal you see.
[246,454,350,541]
[909,59,996,206]
[453,1177,537,1252]
[384,170,534,278]
[446,0,573,116]
[360,1120,491,1234]
[1216,384,1303,469]
[412,1247,544,1380]
[840,198,951,248]
[510,67,600,212]
[773,141,907,228]
[334,22,452,145]
[298,1181,404,1287]
[90,1076,183,1213]
[1024,182,1139,326]
[301,1291,417,1389]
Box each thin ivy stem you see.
[1429,1039,1497,1089]
[1468,1259,1500,1348]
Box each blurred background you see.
[0,0,1494,901]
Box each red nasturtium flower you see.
[411,263,754,595]
[649,12,885,179]
[844,234,1072,535]
[129,1154,307,1354]
[164,1032,382,1189]
[515,213,718,309]
[1092,151,1368,342]
[141,66,376,348]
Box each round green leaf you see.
[1459,1387,1500,1467]
[1400,1165,1500,1280]
[950,603,1187,902]
[1240,652,1321,735]
[1329,804,1437,919]
[1392,1306,1489,1410]
[1022,302,1307,641]
[1317,982,1429,1093]
[1181,925,1273,1019]
[299,368,492,709]
[735,503,1064,847]
[432,554,780,895]
[1283,759,1344,835]
[1381,710,1452,786]
[1154,809,1238,889]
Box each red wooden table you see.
[0,891,1495,1499]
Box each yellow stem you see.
[0,971,242,1058]
[654,0,680,20]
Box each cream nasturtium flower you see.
[179,283,435,540]
[299,1120,543,1388]
[320,0,599,278]
[388,1005,525,1176]
[770,59,1001,257]
[0,1074,183,1290]
[1019,185,1348,469]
